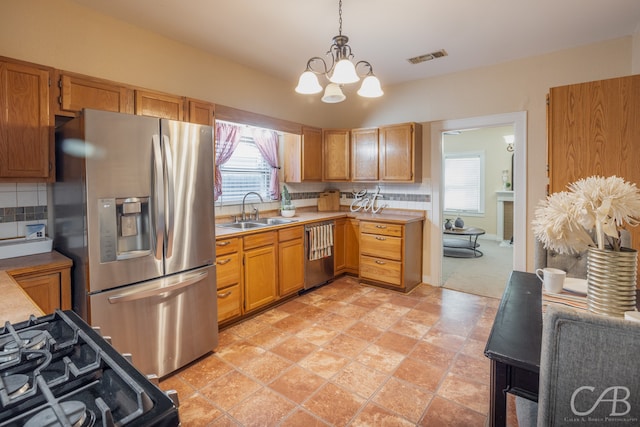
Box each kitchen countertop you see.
[0,271,44,323]
[215,210,425,238]
[0,251,72,324]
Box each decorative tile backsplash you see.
[0,183,48,239]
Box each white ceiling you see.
[72,0,640,87]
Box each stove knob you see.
[92,326,102,335]
[165,389,180,408]
[122,353,133,364]
[102,336,112,345]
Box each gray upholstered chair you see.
[534,230,632,279]
[516,306,640,426]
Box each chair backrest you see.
[534,230,632,279]
[537,306,640,426]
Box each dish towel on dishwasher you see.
[309,224,334,261]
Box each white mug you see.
[535,267,566,293]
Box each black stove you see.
[0,310,179,427]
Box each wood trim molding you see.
[215,104,302,135]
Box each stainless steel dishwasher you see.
[304,220,335,290]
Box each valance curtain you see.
[252,128,280,200]
[214,122,242,201]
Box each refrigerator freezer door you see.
[81,110,164,292]
[89,264,218,377]
[161,120,215,274]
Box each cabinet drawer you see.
[360,233,402,260]
[360,255,402,287]
[217,284,242,323]
[243,231,276,250]
[215,237,240,255]
[360,222,403,237]
[216,253,241,288]
[278,225,303,242]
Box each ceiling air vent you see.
[407,49,448,65]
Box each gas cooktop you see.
[0,310,179,426]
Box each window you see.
[443,152,485,214]
[219,134,270,204]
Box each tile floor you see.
[160,276,519,426]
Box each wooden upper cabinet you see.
[548,75,640,193]
[284,126,322,182]
[135,90,185,121]
[302,126,323,181]
[323,129,350,181]
[0,60,52,181]
[56,72,134,116]
[548,74,640,258]
[187,99,214,125]
[379,122,422,182]
[351,127,379,181]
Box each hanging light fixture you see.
[295,0,383,103]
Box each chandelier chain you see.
[338,0,343,36]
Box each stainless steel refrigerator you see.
[52,109,217,378]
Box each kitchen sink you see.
[251,218,299,225]
[217,217,298,230]
[217,221,266,230]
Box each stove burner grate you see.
[0,329,48,364]
[24,400,94,427]
[0,310,179,426]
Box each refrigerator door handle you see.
[108,270,208,304]
[163,135,175,259]
[152,135,165,261]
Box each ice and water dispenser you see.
[98,197,151,262]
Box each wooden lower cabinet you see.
[215,237,242,324]
[345,219,360,274]
[243,231,277,312]
[336,218,359,275]
[359,220,422,292]
[278,226,304,296]
[1,252,72,314]
[217,284,242,323]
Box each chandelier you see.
[295,0,383,103]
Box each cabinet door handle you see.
[217,241,231,246]
[375,236,386,241]
[218,291,232,298]
[375,260,386,265]
[375,225,387,229]
[217,258,232,265]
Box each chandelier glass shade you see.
[295,0,383,103]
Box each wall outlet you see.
[25,224,46,240]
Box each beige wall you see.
[1,0,638,275]
[356,37,635,272]
[443,126,514,237]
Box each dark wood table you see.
[484,271,542,427]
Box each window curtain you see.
[252,128,280,200]
[214,122,242,201]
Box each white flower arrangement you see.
[532,176,640,254]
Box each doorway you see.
[429,112,527,297]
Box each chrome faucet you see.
[241,192,263,221]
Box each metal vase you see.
[586,247,637,317]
